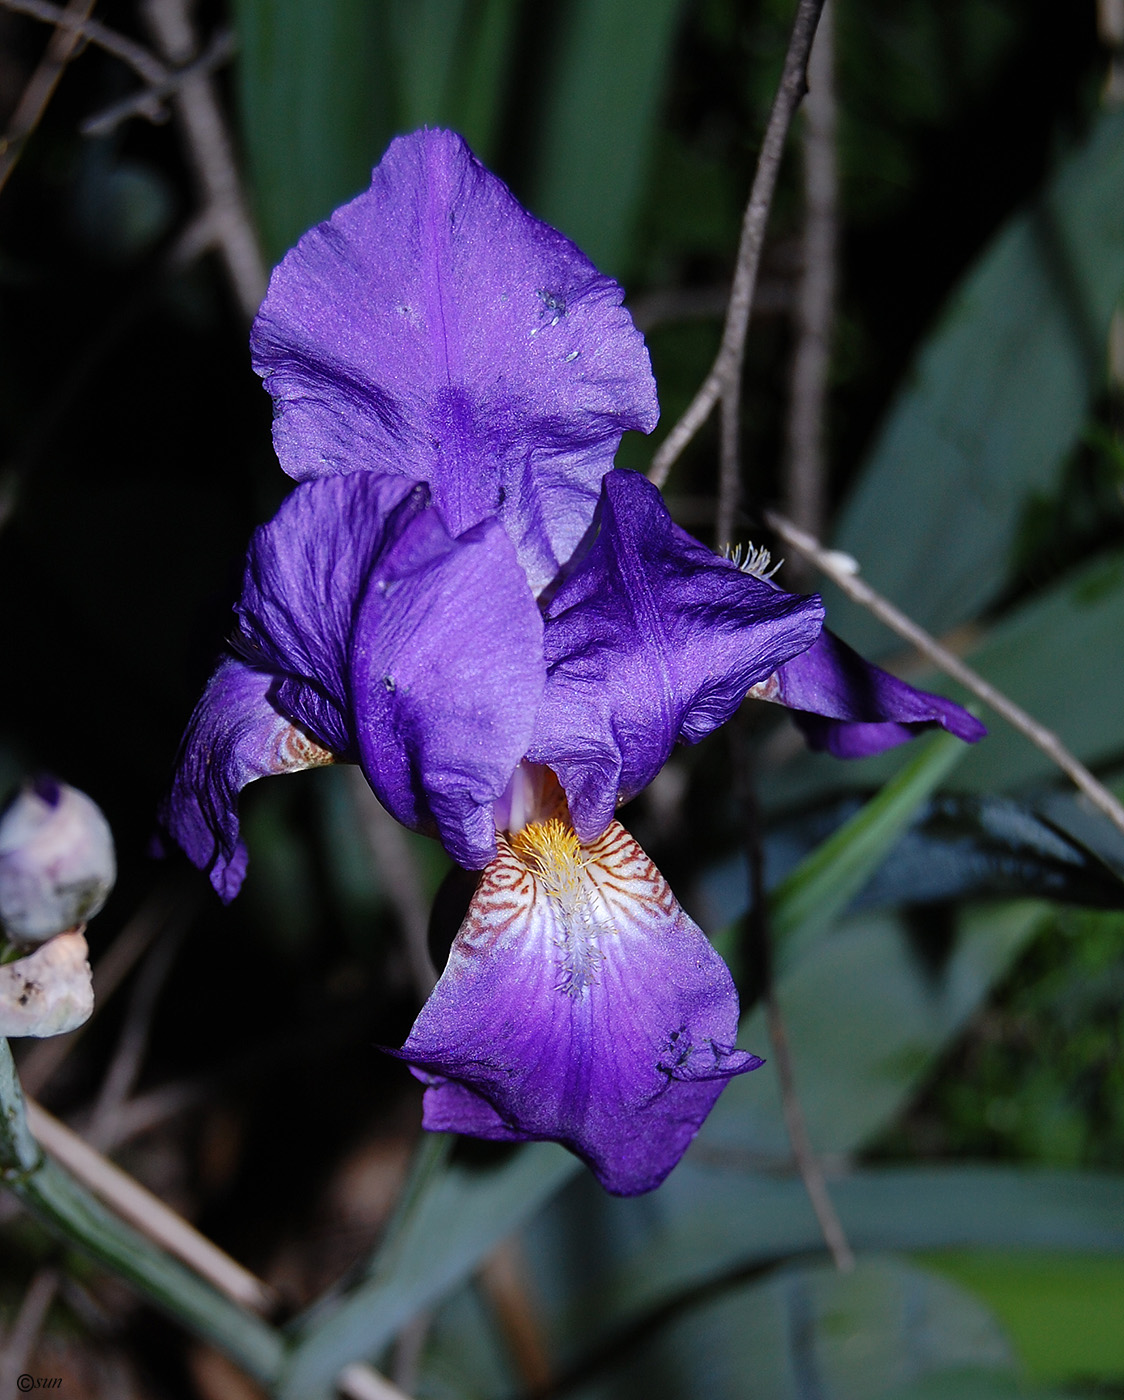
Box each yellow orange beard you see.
[509,816,606,997]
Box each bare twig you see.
[784,0,836,584]
[141,0,267,320]
[337,1362,417,1400]
[765,509,1124,840]
[735,721,854,1272]
[1099,0,1124,105]
[0,0,95,197]
[478,1237,552,1392]
[87,920,187,1150]
[80,26,235,137]
[0,1267,58,1393]
[347,770,439,1000]
[648,0,828,490]
[17,879,200,1099]
[0,471,16,534]
[0,0,166,85]
[96,1076,208,1148]
[763,992,854,1270]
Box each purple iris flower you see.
[163,130,983,1195]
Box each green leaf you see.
[280,1141,580,1399]
[531,0,687,275]
[386,0,469,133]
[826,107,1124,654]
[852,794,1124,911]
[387,0,519,164]
[769,729,968,962]
[699,792,1124,941]
[564,1165,1124,1356]
[235,0,523,263]
[452,1,521,164]
[23,1159,286,1382]
[879,1370,1067,1400]
[920,1251,1124,1385]
[704,899,1045,1160]
[233,0,390,261]
[567,1258,1017,1400]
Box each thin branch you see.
[80,26,236,138]
[478,1236,552,1392]
[24,1097,278,1314]
[0,0,95,197]
[628,278,792,335]
[784,0,836,586]
[735,721,854,1272]
[347,769,439,1000]
[0,472,16,535]
[762,996,854,1269]
[96,1076,207,1147]
[141,0,267,320]
[716,381,740,549]
[765,509,1124,840]
[648,0,827,490]
[1099,0,1124,105]
[0,0,167,86]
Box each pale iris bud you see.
[0,777,116,943]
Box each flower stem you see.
[0,1036,285,1383]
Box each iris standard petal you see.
[396,818,761,1196]
[251,129,659,593]
[528,471,825,840]
[350,510,545,869]
[753,630,987,757]
[161,658,334,901]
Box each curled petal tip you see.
[768,630,987,758]
[161,658,335,902]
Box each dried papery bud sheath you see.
[0,778,116,943]
[0,930,94,1037]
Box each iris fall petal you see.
[398,817,760,1195]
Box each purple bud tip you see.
[0,780,116,943]
[29,773,62,807]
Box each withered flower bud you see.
[0,777,116,943]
